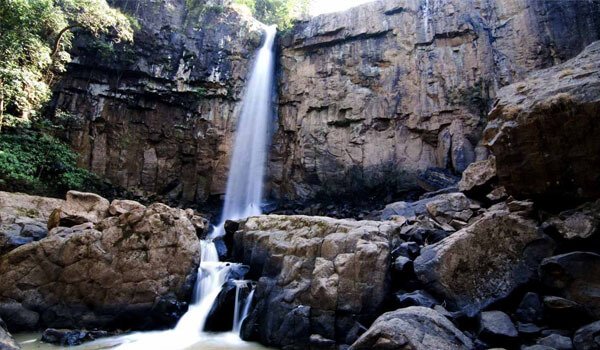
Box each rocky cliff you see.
[52,0,600,206]
[51,0,263,205]
[270,0,600,201]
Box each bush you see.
[0,129,100,196]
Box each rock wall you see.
[270,0,600,201]
[51,0,263,204]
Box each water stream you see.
[19,24,277,350]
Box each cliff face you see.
[52,0,262,204]
[270,0,600,201]
[52,0,600,206]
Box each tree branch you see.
[51,25,79,57]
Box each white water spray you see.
[95,25,277,350]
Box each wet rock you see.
[573,321,600,350]
[0,202,200,330]
[484,41,600,203]
[396,290,438,309]
[382,199,430,220]
[537,334,573,350]
[234,215,400,348]
[0,317,20,350]
[414,210,555,316]
[349,306,473,350]
[41,328,110,346]
[458,157,497,195]
[151,293,189,327]
[540,252,600,318]
[205,280,253,332]
[543,201,600,240]
[479,311,518,343]
[516,292,544,323]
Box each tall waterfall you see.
[218,24,277,226]
[101,25,277,350]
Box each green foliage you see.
[0,128,100,196]
[0,0,135,130]
[233,0,309,29]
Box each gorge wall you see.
[271,0,600,200]
[51,0,600,205]
[51,0,263,205]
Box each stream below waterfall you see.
[16,23,278,350]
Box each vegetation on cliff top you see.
[233,0,309,28]
[0,0,135,130]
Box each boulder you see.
[424,192,473,224]
[0,191,64,223]
[537,334,573,350]
[0,203,200,331]
[233,215,400,348]
[349,306,473,350]
[542,296,591,328]
[414,210,555,316]
[543,201,600,240]
[458,157,497,194]
[0,318,20,350]
[41,328,111,346]
[478,311,518,343]
[540,252,600,318]
[61,191,110,225]
[108,199,146,216]
[484,41,600,203]
[395,290,438,309]
[574,321,600,350]
[0,218,48,255]
[417,168,460,192]
[515,292,544,323]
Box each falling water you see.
[216,25,278,231]
[80,25,277,350]
[234,289,255,334]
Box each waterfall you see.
[234,289,255,334]
[214,24,277,235]
[101,25,277,350]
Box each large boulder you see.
[0,191,62,256]
[233,215,400,349]
[414,210,555,316]
[458,157,497,194]
[540,252,600,318]
[484,41,600,203]
[61,191,110,225]
[0,202,200,331]
[543,200,600,240]
[349,306,473,350]
[574,321,600,350]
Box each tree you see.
[0,0,134,131]
[233,0,309,29]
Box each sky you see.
[309,0,376,16]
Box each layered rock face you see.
[484,41,600,204]
[52,0,263,204]
[271,0,600,200]
[0,191,201,331]
[232,215,400,349]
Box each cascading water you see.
[83,25,277,350]
[213,24,277,237]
